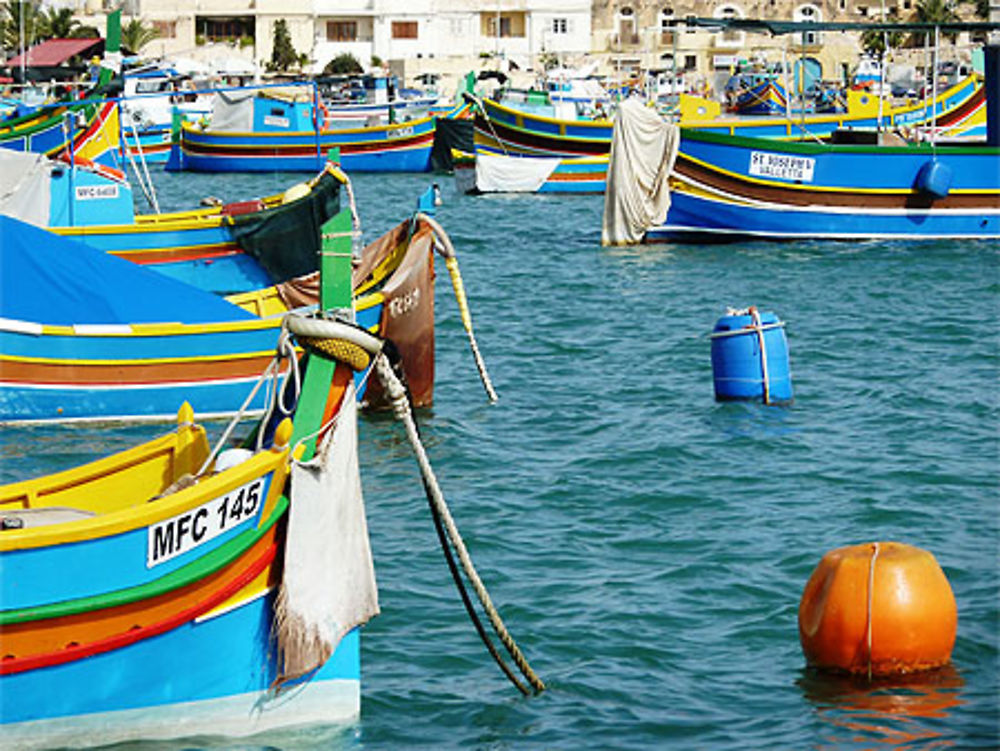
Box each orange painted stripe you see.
[0,537,278,675]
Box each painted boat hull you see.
[475,74,986,162]
[0,101,121,168]
[646,129,1000,242]
[173,114,438,172]
[0,320,285,424]
[1,188,371,746]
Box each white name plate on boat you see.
[75,184,119,200]
[264,115,290,128]
[748,151,815,182]
[147,478,264,568]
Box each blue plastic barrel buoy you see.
[710,307,792,404]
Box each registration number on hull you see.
[748,151,816,182]
[146,478,264,568]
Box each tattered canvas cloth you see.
[273,384,379,686]
[476,151,561,193]
[0,151,52,226]
[601,97,680,246]
[209,88,255,132]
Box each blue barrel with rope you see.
[710,307,792,404]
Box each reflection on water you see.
[799,666,965,748]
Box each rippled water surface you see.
[4,170,998,749]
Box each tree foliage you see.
[860,27,905,56]
[910,0,961,41]
[323,52,362,75]
[121,17,160,53]
[41,7,79,38]
[268,19,298,71]
[1,1,44,54]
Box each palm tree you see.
[40,6,79,39]
[1,1,44,56]
[120,16,160,54]
[910,0,961,42]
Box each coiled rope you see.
[417,212,499,403]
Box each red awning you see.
[5,38,102,68]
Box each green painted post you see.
[288,204,354,460]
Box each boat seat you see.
[1,506,96,529]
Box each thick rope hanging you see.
[373,352,544,694]
[416,212,499,403]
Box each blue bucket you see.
[710,309,792,404]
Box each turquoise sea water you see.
[3,170,998,749]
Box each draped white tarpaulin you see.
[601,98,679,246]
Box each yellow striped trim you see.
[0,450,289,550]
[0,348,276,367]
[683,152,999,196]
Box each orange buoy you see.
[798,542,957,677]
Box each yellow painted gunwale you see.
[0,443,290,551]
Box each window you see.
[616,6,638,44]
[684,54,696,69]
[487,16,512,37]
[552,18,567,34]
[794,4,821,45]
[152,20,176,38]
[196,16,254,42]
[392,21,417,39]
[660,8,674,42]
[326,21,357,41]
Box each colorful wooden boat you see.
[603,103,1000,243]
[53,164,344,296]
[165,88,457,173]
[0,196,382,744]
[728,77,788,116]
[452,147,607,194]
[0,180,453,423]
[0,10,122,168]
[473,74,986,162]
[0,98,121,168]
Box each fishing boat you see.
[0,173,479,422]
[602,97,1000,244]
[727,74,789,116]
[472,72,985,161]
[166,86,457,173]
[120,64,213,164]
[0,11,123,168]
[0,175,383,745]
[34,153,344,296]
[452,147,607,194]
[0,97,121,167]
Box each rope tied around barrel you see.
[867,541,880,682]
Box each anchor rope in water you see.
[415,212,499,403]
[373,351,545,694]
[283,313,541,693]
